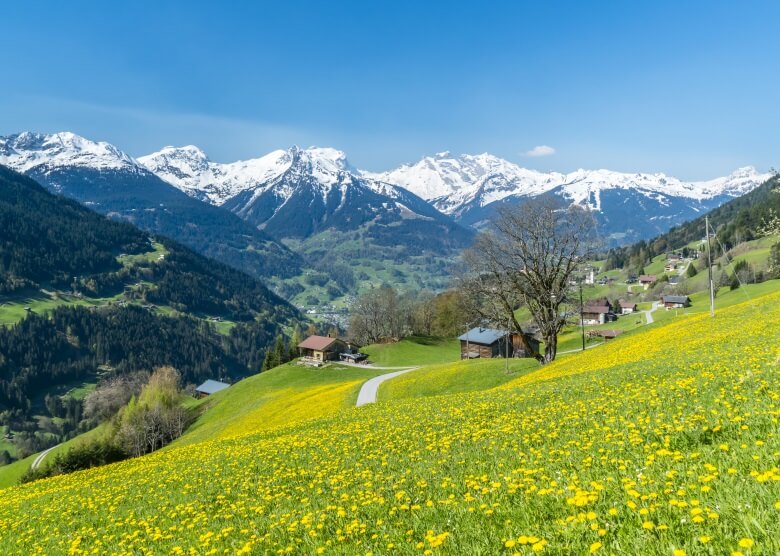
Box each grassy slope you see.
[362,336,460,366]
[0,362,385,489]
[0,424,111,489]
[2,285,780,553]
[377,358,540,401]
[176,361,390,446]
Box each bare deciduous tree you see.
[462,198,597,363]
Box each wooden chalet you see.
[297,335,348,363]
[458,327,539,359]
[662,295,691,309]
[639,274,657,290]
[582,299,613,325]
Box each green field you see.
[362,336,460,366]
[377,357,539,401]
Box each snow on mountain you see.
[0,131,139,174]
[2,131,769,246]
[367,152,771,217]
[138,146,293,204]
[138,145,362,206]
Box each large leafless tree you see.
[462,198,597,363]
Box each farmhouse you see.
[297,335,348,363]
[459,327,508,359]
[459,328,540,359]
[668,275,681,285]
[619,301,638,314]
[639,275,657,290]
[663,295,691,309]
[581,299,613,324]
[195,379,230,398]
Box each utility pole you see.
[464,325,469,361]
[706,215,715,318]
[505,316,510,373]
[579,281,586,351]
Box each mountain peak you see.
[0,131,137,173]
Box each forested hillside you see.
[603,173,779,271]
[0,165,296,320]
[0,165,301,461]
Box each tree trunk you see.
[543,332,557,363]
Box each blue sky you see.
[1,1,778,178]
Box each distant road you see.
[31,444,60,470]
[644,301,661,325]
[356,369,417,406]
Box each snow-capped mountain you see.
[2,131,770,248]
[367,152,771,240]
[0,131,302,278]
[138,145,295,205]
[141,144,473,249]
[0,131,140,174]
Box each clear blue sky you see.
[1,1,778,178]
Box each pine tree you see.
[261,350,272,373]
[273,335,286,367]
[289,327,302,361]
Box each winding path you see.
[356,368,417,406]
[31,444,60,470]
[643,301,661,325]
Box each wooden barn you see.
[662,295,691,309]
[459,327,539,359]
[195,379,230,398]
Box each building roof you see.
[458,327,506,345]
[195,379,230,395]
[639,274,657,282]
[663,295,690,304]
[298,335,339,351]
[583,305,611,314]
[619,301,637,308]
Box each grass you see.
[175,361,389,446]
[0,456,36,490]
[377,358,540,402]
[0,423,112,490]
[3,285,780,553]
[362,336,460,366]
[116,241,168,267]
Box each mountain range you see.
[0,132,302,280]
[365,152,770,240]
[0,131,773,305]
[138,141,771,243]
[139,145,471,249]
[2,132,769,247]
